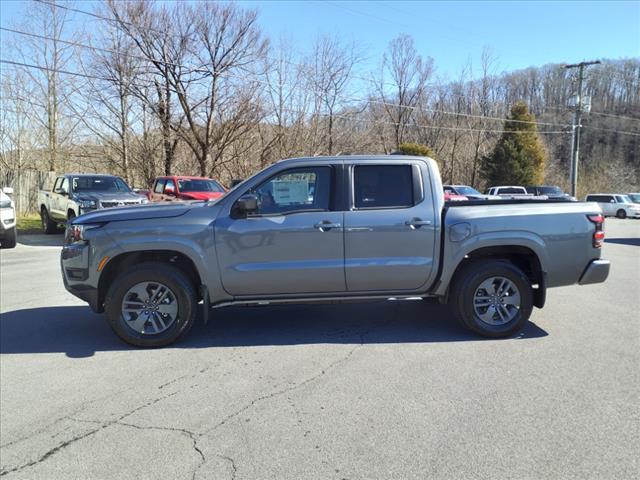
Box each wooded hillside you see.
[1,1,638,197]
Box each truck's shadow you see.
[0,301,548,358]
[605,237,640,247]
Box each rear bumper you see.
[578,259,610,285]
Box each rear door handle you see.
[405,218,432,229]
[314,221,341,231]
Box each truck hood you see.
[73,191,146,203]
[73,201,202,224]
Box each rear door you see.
[215,164,346,296]
[343,162,437,291]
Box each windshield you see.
[618,195,633,204]
[178,179,225,193]
[455,186,482,196]
[72,176,131,193]
[628,194,640,203]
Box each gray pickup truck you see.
[38,173,147,233]
[61,156,610,347]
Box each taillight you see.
[587,214,605,248]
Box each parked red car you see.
[444,191,468,201]
[148,176,226,202]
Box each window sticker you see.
[272,180,310,205]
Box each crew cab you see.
[38,174,147,233]
[61,156,610,347]
[148,176,226,202]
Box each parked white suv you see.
[585,194,640,219]
[0,187,17,248]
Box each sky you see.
[0,0,639,80]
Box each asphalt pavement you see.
[1,219,638,479]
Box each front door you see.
[215,165,345,296]
[344,163,437,291]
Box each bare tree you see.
[377,34,434,149]
[307,35,360,155]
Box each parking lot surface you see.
[1,219,638,479]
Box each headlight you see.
[140,198,149,204]
[79,200,97,209]
[64,223,102,244]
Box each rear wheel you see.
[40,207,57,234]
[449,260,533,338]
[104,263,198,347]
[1,227,17,248]
[616,209,627,219]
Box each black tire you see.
[40,207,57,234]
[449,260,533,338]
[1,227,17,249]
[616,209,627,219]
[104,262,198,347]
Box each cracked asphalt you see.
[1,219,638,479]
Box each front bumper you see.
[61,242,103,312]
[578,259,611,285]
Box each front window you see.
[72,176,131,193]
[616,195,632,204]
[250,167,331,215]
[353,165,413,209]
[628,194,640,203]
[178,179,225,193]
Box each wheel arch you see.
[97,250,204,312]
[438,240,547,309]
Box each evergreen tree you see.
[480,102,546,186]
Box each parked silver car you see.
[0,187,17,248]
[585,194,640,219]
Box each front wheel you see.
[1,227,17,248]
[616,209,627,219]
[104,263,198,347]
[40,207,58,234]
[449,260,533,338]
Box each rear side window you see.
[498,187,526,194]
[353,165,413,209]
[154,179,166,193]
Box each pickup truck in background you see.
[525,185,575,201]
[147,176,226,202]
[61,155,610,347]
[38,174,148,233]
[0,187,17,249]
[486,185,548,200]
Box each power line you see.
[0,27,571,129]
[589,111,640,122]
[581,125,640,137]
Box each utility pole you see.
[565,60,601,197]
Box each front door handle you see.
[405,218,432,229]
[314,221,341,231]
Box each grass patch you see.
[17,215,42,234]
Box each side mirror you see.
[55,187,68,196]
[165,186,175,195]
[2,187,13,195]
[232,194,258,218]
